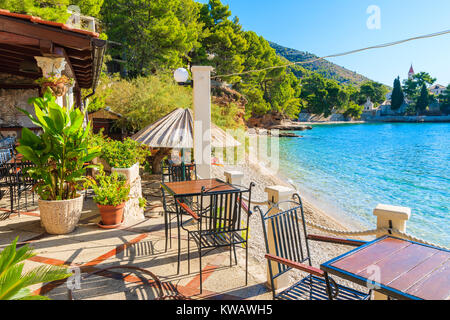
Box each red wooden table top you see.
[321,236,450,300]
[162,178,236,197]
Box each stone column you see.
[191,66,213,179]
[264,185,295,290]
[35,56,67,106]
[372,204,411,300]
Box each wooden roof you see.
[88,108,122,120]
[0,9,106,90]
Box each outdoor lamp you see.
[174,67,192,87]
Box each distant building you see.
[408,65,415,80]
[429,84,446,96]
[363,98,375,111]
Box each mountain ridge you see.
[269,41,372,86]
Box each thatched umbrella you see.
[132,108,240,173]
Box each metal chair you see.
[161,160,197,183]
[179,182,254,294]
[255,194,371,300]
[160,161,198,253]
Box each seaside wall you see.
[364,115,450,122]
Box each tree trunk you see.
[152,149,171,174]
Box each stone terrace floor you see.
[0,174,272,300]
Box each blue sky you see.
[198,0,450,86]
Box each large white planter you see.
[112,162,139,185]
[38,194,84,235]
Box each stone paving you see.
[0,174,272,300]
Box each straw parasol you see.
[132,108,241,172]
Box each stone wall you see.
[0,88,38,129]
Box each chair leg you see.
[176,213,181,275]
[229,243,233,267]
[233,244,238,265]
[199,246,202,294]
[164,210,168,253]
[245,242,248,286]
[187,233,190,274]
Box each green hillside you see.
[270,42,371,86]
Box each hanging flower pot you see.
[36,74,74,97]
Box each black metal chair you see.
[161,161,198,253]
[179,183,254,294]
[0,161,36,219]
[255,194,371,300]
[161,160,197,183]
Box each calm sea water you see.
[276,123,450,247]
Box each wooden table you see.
[161,178,237,273]
[161,178,237,197]
[321,236,450,300]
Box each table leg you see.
[324,272,334,300]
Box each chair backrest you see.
[198,183,253,234]
[256,194,312,279]
[161,161,197,183]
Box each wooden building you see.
[0,9,106,137]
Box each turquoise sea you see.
[276,123,450,247]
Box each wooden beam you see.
[0,52,25,62]
[0,83,39,89]
[39,39,53,55]
[0,43,40,56]
[0,16,91,51]
[0,31,39,46]
[65,48,92,60]
[0,66,40,78]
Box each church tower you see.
[408,64,415,80]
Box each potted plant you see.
[100,138,149,184]
[16,89,100,234]
[86,170,130,228]
[35,74,74,97]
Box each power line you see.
[211,28,450,79]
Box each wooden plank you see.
[0,16,91,50]
[307,234,366,247]
[163,179,235,196]
[331,237,411,274]
[388,251,449,293]
[357,243,439,285]
[0,31,39,46]
[0,66,40,78]
[406,260,450,300]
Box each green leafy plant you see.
[100,137,150,168]
[16,89,101,200]
[138,197,147,209]
[0,237,70,300]
[86,170,130,206]
[35,74,74,87]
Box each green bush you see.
[86,171,130,206]
[100,137,150,168]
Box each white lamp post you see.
[174,67,190,85]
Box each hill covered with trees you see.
[0,0,389,130]
[269,42,371,86]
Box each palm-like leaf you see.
[0,237,70,300]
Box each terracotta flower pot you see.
[97,202,125,226]
[41,82,68,97]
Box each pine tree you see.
[415,83,429,115]
[391,76,404,110]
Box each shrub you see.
[100,137,150,168]
[87,171,130,206]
